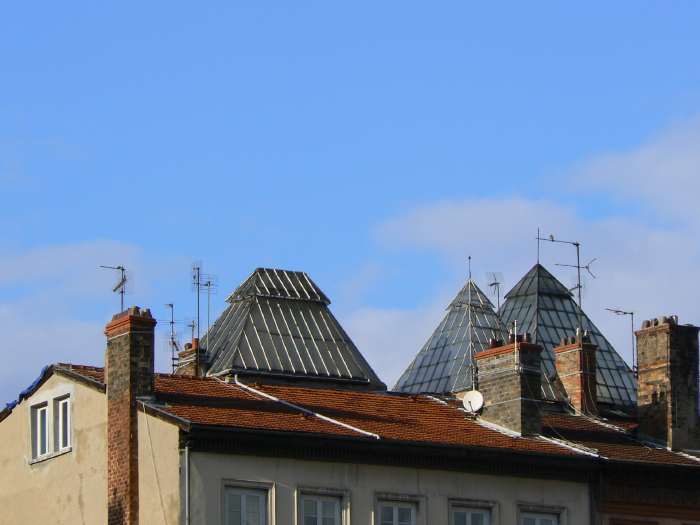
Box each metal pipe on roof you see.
[217,375,381,440]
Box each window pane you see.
[321,499,338,525]
[523,519,536,525]
[453,511,467,525]
[471,513,485,525]
[303,497,317,525]
[540,520,555,525]
[39,408,47,455]
[61,401,69,448]
[226,493,242,525]
[245,494,260,525]
[398,506,412,525]
[380,505,394,525]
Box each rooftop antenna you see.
[537,227,541,264]
[164,303,182,373]
[467,256,476,388]
[191,263,202,341]
[201,277,218,350]
[486,271,503,312]
[606,308,636,376]
[100,265,127,312]
[187,319,196,342]
[537,234,595,334]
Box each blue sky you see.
[2,2,700,402]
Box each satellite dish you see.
[462,390,484,413]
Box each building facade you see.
[1,267,699,525]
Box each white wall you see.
[188,452,591,525]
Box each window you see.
[450,506,491,525]
[300,494,341,525]
[224,487,267,525]
[31,403,49,459]
[521,512,559,525]
[378,501,416,525]
[55,396,71,451]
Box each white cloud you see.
[572,115,700,225]
[0,240,185,404]
[350,116,700,385]
[341,301,446,389]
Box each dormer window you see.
[31,403,49,459]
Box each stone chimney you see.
[554,333,598,415]
[105,307,156,525]
[475,334,543,435]
[636,315,699,450]
[175,337,201,377]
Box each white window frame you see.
[55,395,71,452]
[221,480,274,525]
[298,492,343,525]
[449,500,493,525]
[376,499,418,525]
[296,487,349,525]
[31,402,49,459]
[518,503,566,525]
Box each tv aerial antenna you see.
[536,233,597,334]
[100,265,127,312]
[606,308,636,376]
[201,277,218,350]
[486,271,504,312]
[164,303,183,373]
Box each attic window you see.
[54,396,71,452]
[30,403,49,459]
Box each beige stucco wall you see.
[0,373,182,525]
[189,452,591,525]
[0,374,107,525]
[138,409,181,525]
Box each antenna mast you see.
[192,263,202,341]
[100,265,127,312]
[165,303,182,372]
[606,308,636,376]
[537,234,596,334]
[467,256,477,389]
[201,277,218,350]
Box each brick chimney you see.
[105,306,156,525]
[554,333,598,415]
[475,334,543,435]
[636,315,699,450]
[175,337,201,377]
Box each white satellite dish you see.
[462,390,484,413]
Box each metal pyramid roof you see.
[499,264,636,407]
[203,268,386,390]
[394,280,506,394]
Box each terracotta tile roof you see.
[153,374,576,456]
[56,364,700,468]
[542,413,700,467]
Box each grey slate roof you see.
[499,264,637,407]
[393,280,506,394]
[203,268,386,390]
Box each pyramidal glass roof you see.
[499,264,636,407]
[203,268,386,390]
[394,280,505,394]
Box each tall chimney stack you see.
[636,315,699,451]
[554,333,598,415]
[105,306,156,525]
[475,334,543,435]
